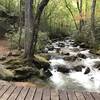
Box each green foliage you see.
[36,31,49,52]
[7,31,24,49]
[0,0,100,51]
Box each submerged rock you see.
[84,67,90,74]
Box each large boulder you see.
[33,55,50,71]
[0,67,14,80]
[13,66,39,80]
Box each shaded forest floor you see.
[0,39,10,55]
[0,39,41,87]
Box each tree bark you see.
[24,0,49,61]
[64,0,78,30]
[24,0,34,60]
[32,0,49,53]
[76,0,84,32]
[91,0,96,47]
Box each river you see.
[45,37,100,92]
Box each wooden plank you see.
[16,87,29,100]
[59,90,68,100]
[51,89,59,100]
[67,91,77,100]
[75,91,85,100]
[0,85,10,97]
[33,88,43,100]
[83,92,94,100]
[0,85,3,90]
[25,88,36,100]
[0,86,16,100]
[91,92,100,100]
[42,88,50,100]
[8,87,23,100]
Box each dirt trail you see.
[0,39,10,55]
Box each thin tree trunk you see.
[64,0,78,30]
[91,0,96,47]
[32,0,49,53]
[85,0,88,23]
[18,0,23,50]
[76,0,84,32]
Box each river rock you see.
[39,69,52,79]
[58,42,65,47]
[77,53,87,59]
[57,65,70,73]
[73,43,78,47]
[61,51,70,55]
[60,48,70,55]
[84,67,90,74]
[79,43,86,48]
[43,48,48,53]
[63,55,77,62]
[72,65,85,72]
[55,47,61,53]
[93,62,100,69]
[47,45,54,51]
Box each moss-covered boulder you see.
[13,66,39,81]
[33,55,50,70]
[0,67,14,80]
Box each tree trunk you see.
[91,0,96,47]
[24,0,34,60]
[32,0,49,53]
[64,0,78,30]
[76,0,84,32]
[18,0,23,50]
[24,0,49,61]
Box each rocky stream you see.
[44,37,100,92]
